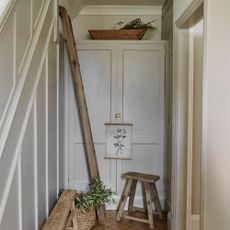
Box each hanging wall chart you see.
[104,123,133,160]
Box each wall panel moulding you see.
[79,5,162,16]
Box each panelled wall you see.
[66,41,166,209]
[0,0,64,229]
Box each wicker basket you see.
[75,208,96,230]
[66,205,96,230]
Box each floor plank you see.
[93,211,167,230]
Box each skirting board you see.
[106,195,166,211]
[166,213,199,230]
[166,199,171,212]
[192,215,200,230]
[167,212,171,230]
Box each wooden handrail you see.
[0,0,16,32]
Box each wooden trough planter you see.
[88,29,146,40]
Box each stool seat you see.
[122,172,160,183]
[117,171,163,229]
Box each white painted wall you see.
[202,0,230,229]
[73,14,162,40]
[174,0,198,22]
[60,0,165,18]
[60,0,84,18]
[71,4,163,41]
[0,0,65,229]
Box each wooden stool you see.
[116,172,163,229]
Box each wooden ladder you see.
[59,6,106,225]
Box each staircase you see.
[0,0,63,229]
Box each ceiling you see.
[60,0,167,18]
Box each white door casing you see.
[172,1,203,229]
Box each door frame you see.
[171,1,204,230]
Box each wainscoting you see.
[0,0,64,229]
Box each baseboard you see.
[166,213,199,230]
[167,212,172,230]
[165,199,171,212]
[191,215,200,230]
[106,195,166,211]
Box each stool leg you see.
[117,179,133,221]
[128,179,137,214]
[150,183,163,219]
[144,182,154,229]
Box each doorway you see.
[171,2,204,230]
[186,18,204,230]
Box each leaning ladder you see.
[59,6,106,225]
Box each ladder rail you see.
[59,6,106,225]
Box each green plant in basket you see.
[116,18,157,31]
[75,178,116,213]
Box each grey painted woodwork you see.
[66,41,166,209]
[37,65,48,229]
[0,0,64,229]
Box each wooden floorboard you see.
[93,211,167,230]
